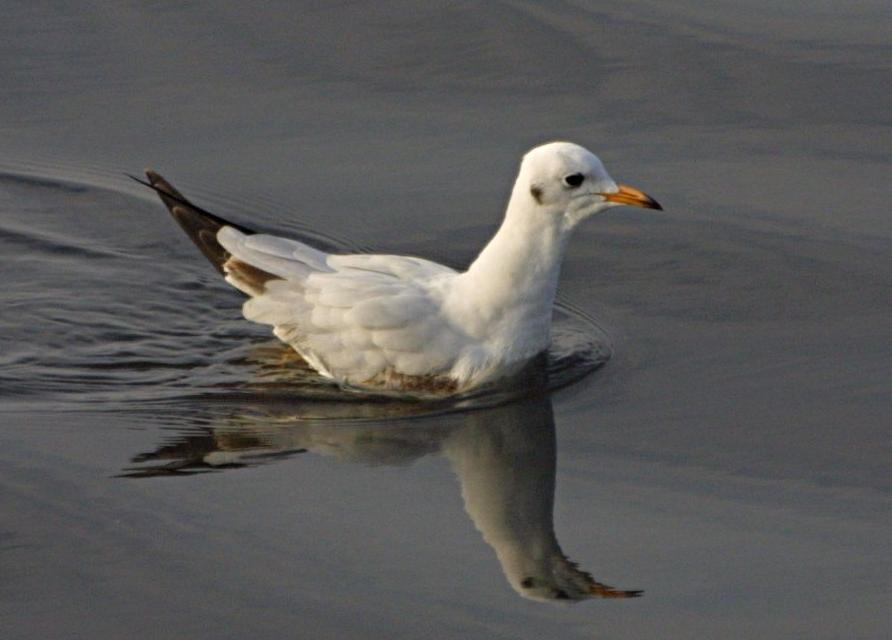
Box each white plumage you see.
[146,141,661,395]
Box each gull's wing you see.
[142,170,468,392]
[327,253,456,279]
[219,227,466,392]
[216,229,333,295]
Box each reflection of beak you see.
[600,184,663,210]
[589,582,644,598]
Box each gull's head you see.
[516,141,661,228]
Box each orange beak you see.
[600,183,662,210]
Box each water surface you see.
[1,2,891,639]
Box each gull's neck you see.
[441,398,566,596]
[453,185,570,348]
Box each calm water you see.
[2,2,891,638]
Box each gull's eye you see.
[563,173,584,188]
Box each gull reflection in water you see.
[123,377,640,602]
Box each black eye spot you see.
[563,173,584,188]
[553,589,571,600]
[530,186,543,204]
[521,577,536,589]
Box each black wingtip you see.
[129,168,252,232]
[131,167,256,275]
[126,172,152,189]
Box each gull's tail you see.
[131,169,255,274]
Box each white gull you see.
[140,142,661,395]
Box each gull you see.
[138,142,661,395]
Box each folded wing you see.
[220,228,465,391]
[144,169,468,392]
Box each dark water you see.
[2,2,891,638]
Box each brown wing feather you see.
[137,170,278,293]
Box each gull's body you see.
[142,142,660,395]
